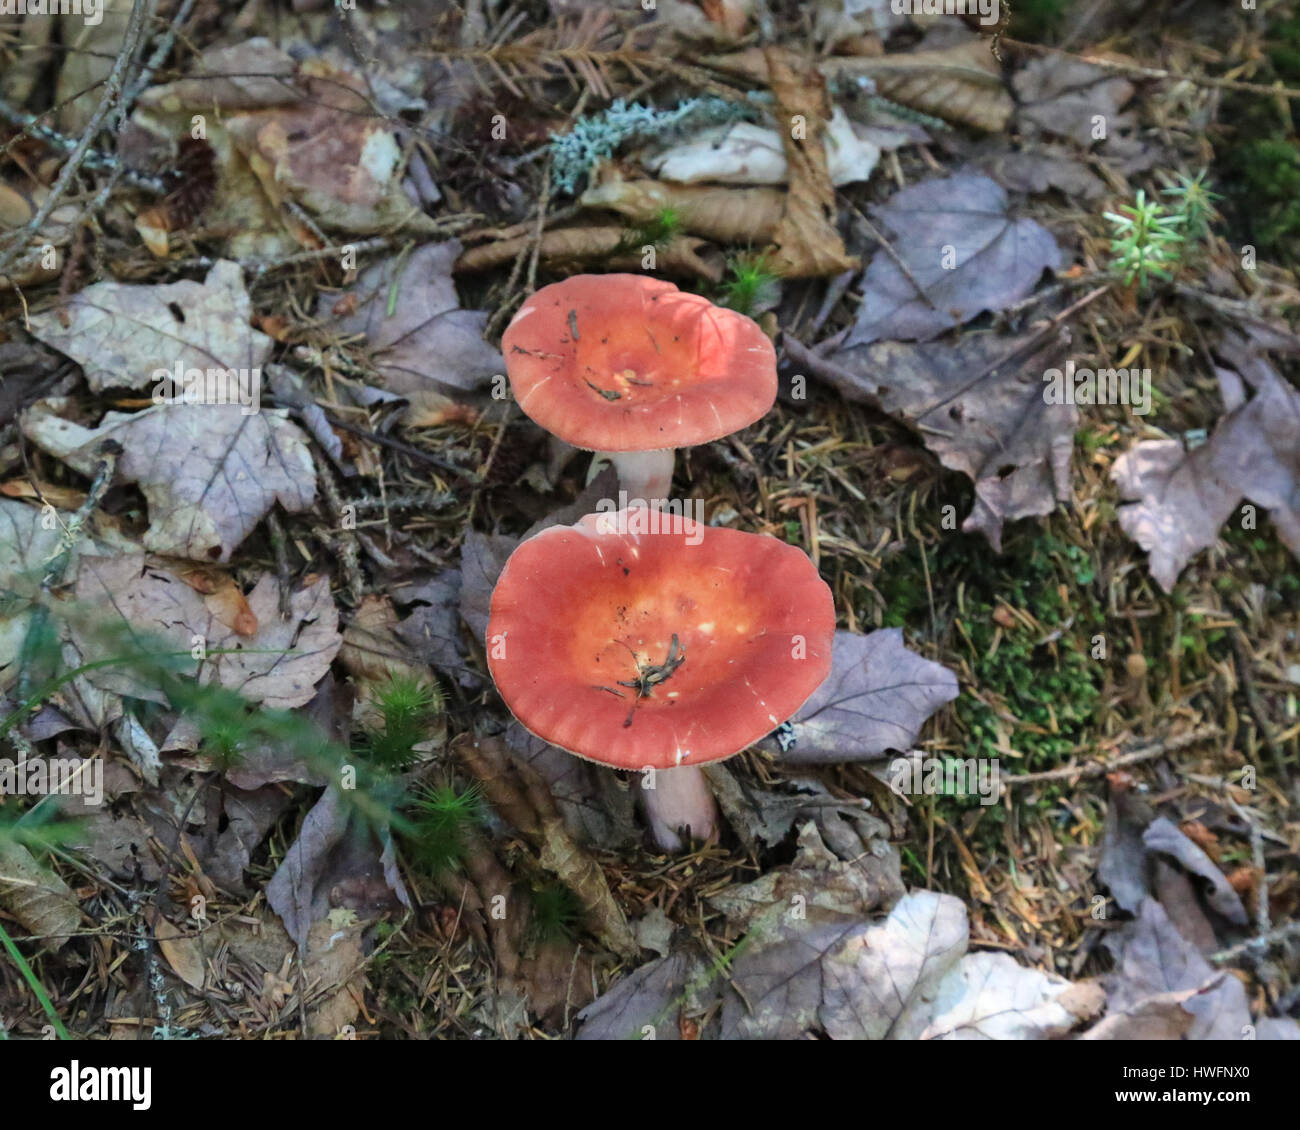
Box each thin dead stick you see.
[1230,626,1290,785]
[0,0,154,278]
[1004,36,1300,100]
[1211,921,1300,965]
[1003,724,1223,788]
[125,0,198,105]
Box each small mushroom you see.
[502,274,777,501]
[486,506,834,850]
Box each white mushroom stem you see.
[608,449,675,505]
[642,765,718,852]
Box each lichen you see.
[548,97,759,195]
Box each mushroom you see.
[502,274,777,502]
[486,506,834,850]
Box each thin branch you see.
[1002,725,1223,787]
[0,0,155,279]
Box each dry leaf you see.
[762,47,860,278]
[303,911,367,1039]
[266,788,410,949]
[846,173,1063,346]
[582,173,786,244]
[0,838,81,952]
[24,398,315,562]
[821,38,1013,132]
[455,226,725,282]
[1112,342,1300,590]
[644,106,879,187]
[317,241,502,397]
[1099,898,1251,1040]
[453,735,638,959]
[1142,817,1248,925]
[70,556,341,710]
[759,629,958,763]
[576,952,701,1041]
[26,260,272,394]
[919,952,1104,1039]
[226,63,441,237]
[0,480,87,509]
[1013,56,1135,147]
[150,912,207,990]
[788,328,1076,550]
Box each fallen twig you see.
[1002,725,1224,788]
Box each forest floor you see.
[0,0,1297,1040]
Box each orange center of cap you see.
[487,510,835,771]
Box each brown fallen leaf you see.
[0,838,81,952]
[148,909,207,990]
[134,38,301,113]
[303,909,368,1039]
[129,40,358,260]
[819,37,1014,133]
[1111,338,1300,590]
[316,241,502,398]
[1013,55,1135,148]
[226,61,442,237]
[265,788,410,950]
[452,734,638,959]
[756,628,959,763]
[762,47,860,278]
[174,568,260,637]
[1079,985,1205,1040]
[1099,898,1251,1039]
[581,172,786,244]
[0,479,87,509]
[455,225,725,281]
[844,173,1063,346]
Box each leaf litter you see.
[0,0,1296,1045]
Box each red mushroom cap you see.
[486,508,834,770]
[502,274,777,452]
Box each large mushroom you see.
[486,507,834,850]
[502,274,777,501]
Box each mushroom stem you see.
[609,449,675,504]
[642,765,718,851]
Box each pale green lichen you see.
[549,97,759,194]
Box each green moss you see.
[403,783,482,875]
[1266,15,1300,83]
[1222,139,1300,260]
[718,253,779,316]
[524,880,583,944]
[360,674,443,771]
[878,527,1107,777]
[1010,0,1070,41]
